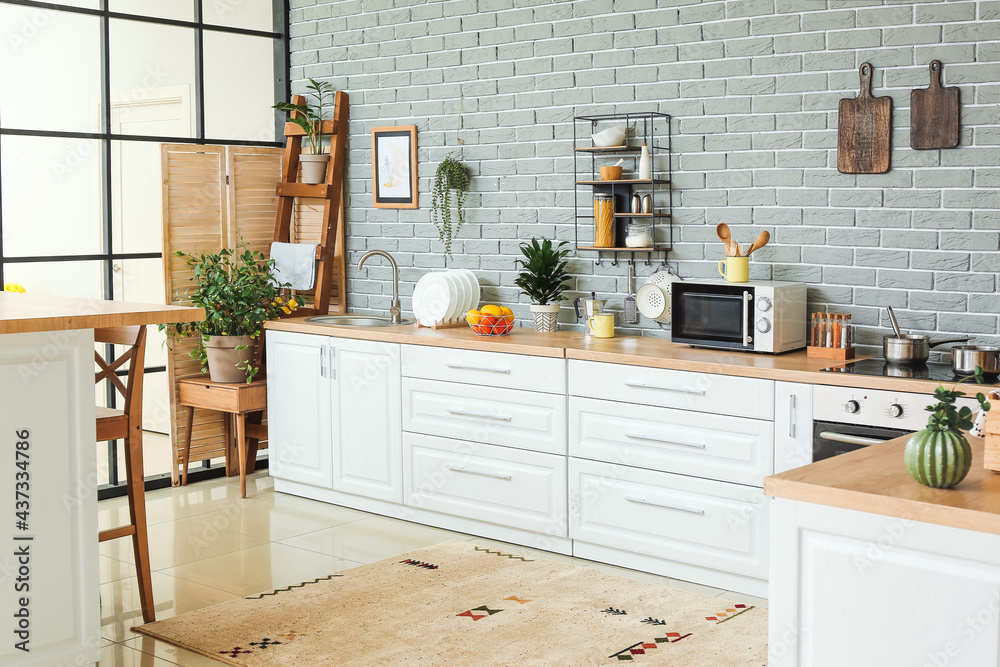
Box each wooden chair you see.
[95,326,154,624]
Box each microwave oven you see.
[670,280,807,354]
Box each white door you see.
[266,331,333,488]
[331,338,402,502]
[773,382,814,474]
[110,86,190,435]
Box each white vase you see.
[529,303,560,332]
[300,153,330,185]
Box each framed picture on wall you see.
[371,125,417,209]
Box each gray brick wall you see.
[290,0,1000,357]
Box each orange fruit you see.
[481,304,503,317]
[466,309,482,325]
[499,306,514,317]
[480,315,497,332]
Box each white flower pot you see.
[529,303,560,332]
[300,153,330,184]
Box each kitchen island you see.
[0,293,201,667]
[765,435,1000,666]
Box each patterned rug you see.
[133,541,767,665]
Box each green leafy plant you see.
[272,78,334,155]
[160,243,296,382]
[925,367,991,431]
[430,152,470,256]
[513,238,572,305]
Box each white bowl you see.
[591,124,626,147]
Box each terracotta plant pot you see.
[529,303,560,333]
[204,335,257,383]
[300,153,329,185]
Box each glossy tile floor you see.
[98,470,768,666]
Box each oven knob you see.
[888,403,904,418]
[757,296,772,312]
[756,318,771,333]
[845,400,860,414]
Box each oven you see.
[812,420,913,462]
[670,279,807,354]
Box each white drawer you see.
[404,433,567,536]
[569,360,774,420]
[570,396,773,486]
[403,378,567,455]
[402,344,566,394]
[569,458,768,578]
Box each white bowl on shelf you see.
[591,124,626,147]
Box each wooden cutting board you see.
[838,63,892,174]
[910,60,960,149]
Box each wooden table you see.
[178,377,267,498]
[0,293,201,667]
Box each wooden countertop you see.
[765,435,1000,536]
[0,293,204,334]
[267,318,998,395]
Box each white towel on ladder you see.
[269,242,319,290]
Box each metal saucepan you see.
[952,345,1000,376]
[883,334,970,365]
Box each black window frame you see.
[0,0,290,498]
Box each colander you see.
[637,284,669,323]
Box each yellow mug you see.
[588,313,615,338]
[718,256,750,283]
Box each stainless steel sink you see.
[305,314,414,327]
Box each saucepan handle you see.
[928,337,971,349]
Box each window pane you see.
[4,260,105,298]
[110,19,196,138]
[1,135,104,257]
[109,0,195,22]
[204,32,276,142]
[0,6,102,132]
[111,141,166,253]
[204,0,273,32]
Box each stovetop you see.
[820,358,998,384]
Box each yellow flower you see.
[281,306,291,314]
[4,283,25,293]
[288,298,298,310]
[275,296,284,304]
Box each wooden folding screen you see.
[161,144,346,484]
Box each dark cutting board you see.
[911,60,960,149]
[838,63,892,174]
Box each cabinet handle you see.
[445,362,511,374]
[625,432,706,449]
[788,394,796,439]
[624,381,706,396]
[328,346,336,380]
[819,431,886,447]
[446,408,512,422]
[625,495,705,515]
[320,346,327,378]
[447,464,512,480]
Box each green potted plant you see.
[513,238,572,333]
[431,151,470,257]
[904,367,991,488]
[273,78,335,184]
[161,244,297,383]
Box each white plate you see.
[419,273,451,326]
[411,275,429,321]
[454,269,475,313]
[458,269,481,310]
[441,271,464,323]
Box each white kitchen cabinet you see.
[404,432,567,536]
[331,337,402,502]
[267,330,333,488]
[403,377,567,455]
[773,381,814,474]
[570,360,775,420]
[267,331,401,502]
[570,395,773,486]
[401,344,566,394]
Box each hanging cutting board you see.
[910,60,960,150]
[838,63,892,174]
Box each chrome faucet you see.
[357,250,401,323]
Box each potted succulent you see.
[431,151,470,257]
[161,244,297,383]
[272,78,335,184]
[513,238,572,333]
[904,367,990,489]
